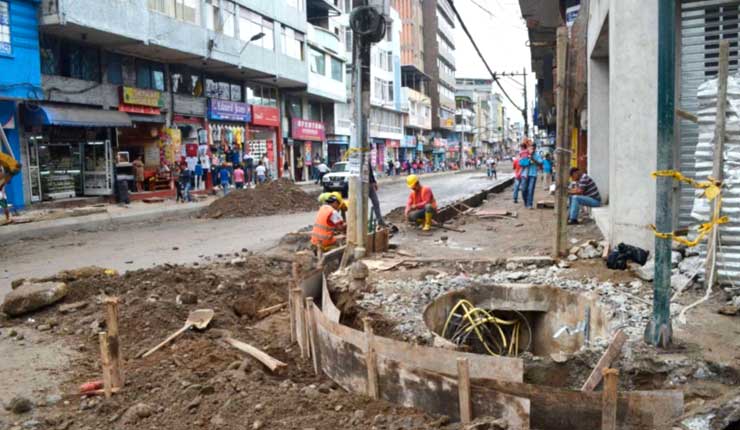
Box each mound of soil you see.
[200,179,318,219]
[2,257,448,430]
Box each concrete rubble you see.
[1,282,69,317]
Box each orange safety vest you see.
[407,186,437,212]
[311,205,339,248]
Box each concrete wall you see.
[586,0,659,251]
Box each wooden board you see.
[581,330,627,391]
[321,275,341,323]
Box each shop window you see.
[105,52,123,85]
[0,1,10,56]
[331,56,343,82]
[310,48,325,75]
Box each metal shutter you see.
[679,0,740,283]
[680,0,740,225]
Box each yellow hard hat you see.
[318,192,332,204]
[406,174,419,188]
[330,192,344,205]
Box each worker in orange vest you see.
[404,174,437,231]
[311,194,346,251]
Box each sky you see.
[453,0,535,128]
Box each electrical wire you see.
[449,0,526,113]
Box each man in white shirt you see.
[316,161,330,184]
[486,157,497,180]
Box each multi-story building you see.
[423,0,456,162]
[394,0,432,165]
[333,4,403,173]
[456,78,498,160]
[1,0,42,210]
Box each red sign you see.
[291,118,325,142]
[118,104,161,115]
[386,139,400,148]
[252,105,280,127]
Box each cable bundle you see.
[441,300,532,357]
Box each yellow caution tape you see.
[651,170,726,247]
[341,147,371,161]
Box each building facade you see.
[0,0,42,210]
[423,0,456,164]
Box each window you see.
[105,52,123,85]
[0,1,10,56]
[175,0,199,23]
[239,8,273,51]
[344,0,351,13]
[310,47,325,75]
[331,57,343,82]
[373,78,393,103]
[308,101,322,121]
[286,96,302,117]
[245,84,277,107]
[136,60,165,91]
[206,0,235,36]
[344,27,352,53]
[171,66,203,96]
[282,26,304,61]
[373,78,383,100]
[148,0,175,16]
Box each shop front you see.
[172,114,206,188]
[433,138,447,170]
[23,103,130,202]
[250,104,281,177]
[207,99,251,181]
[371,138,385,173]
[116,87,169,194]
[385,139,400,167]
[290,118,325,182]
[400,135,416,162]
[1,102,23,209]
[327,136,349,167]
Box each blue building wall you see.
[0,0,42,209]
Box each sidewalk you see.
[295,168,469,193]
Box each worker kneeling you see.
[311,194,347,252]
[404,174,437,231]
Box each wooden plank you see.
[98,332,113,399]
[602,369,619,430]
[676,108,698,123]
[472,378,683,430]
[256,302,287,319]
[581,330,627,391]
[224,337,287,373]
[292,288,307,358]
[364,318,379,399]
[476,209,511,217]
[321,275,341,323]
[457,358,473,423]
[305,298,320,376]
[104,297,123,389]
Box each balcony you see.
[307,24,345,58]
[438,40,455,65]
[401,87,432,130]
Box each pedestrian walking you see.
[316,160,330,184]
[194,160,203,190]
[219,164,231,195]
[542,153,553,192]
[255,161,267,184]
[180,165,193,202]
[486,156,497,179]
[512,155,523,204]
[132,155,145,192]
[233,164,245,189]
[243,151,254,186]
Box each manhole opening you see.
[423,283,609,358]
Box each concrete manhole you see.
[423,283,609,357]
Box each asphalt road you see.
[0,171,511,299]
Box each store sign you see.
[208,99,251,122]
[445,118,455,127]
[119,87,163,114]
[251,105,280,127]
[291,118,325,141]
[402,135,416,148]
[386,139,400,149]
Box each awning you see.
[128,114,166,124]
[23,104,132,128]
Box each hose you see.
[441,299,532,357]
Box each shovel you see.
[141,309,214,358]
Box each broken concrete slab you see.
[2,282,69,317]
[671,273,694,293]
[679,255,703,276]
[506,256,554,267]
[630,258,655,282]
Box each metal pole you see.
[553,27,569,258]
[645,0,675,348]
[523,67,529,138]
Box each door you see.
[83,140,113,195]
[27,137,42,202]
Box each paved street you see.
[0,171,511,299]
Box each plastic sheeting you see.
[691,73,740,283]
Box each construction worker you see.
[318,191,347,221]
[311,194,346,251]
[404,174,437,231]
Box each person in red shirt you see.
[512,155,523,204]
[404,174,437,231]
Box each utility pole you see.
[645,0,676,348]
[553,27,569,258]
[348,1,388,259]
[523,67,529,137]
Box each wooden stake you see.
[98,332,113,399]
[581,330,627,391]
[363,317,379,399]
[305,298,320,376]
[292,288,307,358]
[601,368,619,430]
[289,261,301,343]
[224,337,287,373]
[457,357,473,424]
[256,302,287,319]
[553,26,570,258]
[705,40,729,291]
[103,297,122,389]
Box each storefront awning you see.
[23,104,132,128]
[128,114,166,124]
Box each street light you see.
[239,32,266,56]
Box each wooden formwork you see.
[293,270,684,429]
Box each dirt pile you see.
[200,179,318,219]
[0,257,448,430]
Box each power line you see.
[466,0,495,17]
[449,0,526,114]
